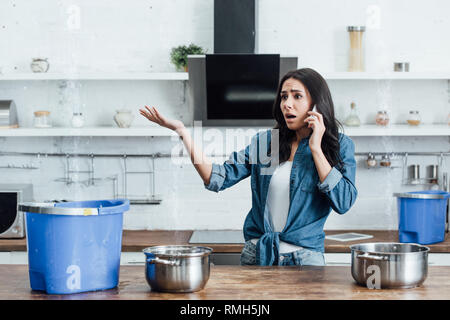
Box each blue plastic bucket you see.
[395,191,450,245]
[19,199,130,294]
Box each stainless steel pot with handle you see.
[350,242,430,289]
[143,245,213,293]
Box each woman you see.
[140,68,358,266]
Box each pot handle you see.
[357,253,388,261]
[147,257,179,266]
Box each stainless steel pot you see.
[143,245,213,293]
[350,242,430,289]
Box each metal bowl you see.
[143,245,213,293]
[350,242,430,289]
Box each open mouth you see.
[285,114,297,120]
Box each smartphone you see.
[310,105,318,123]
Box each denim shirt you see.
[204,129,358,266]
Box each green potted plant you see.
[170,43,206,72]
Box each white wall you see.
[0,0,449,231]
[258,0,450,72]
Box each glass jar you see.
[393,62,410,72]
[71,113,85,128]
[375,110,389,126]
[380,154,391,167]
[33,110,52,128]
[407,110,421,126]
[344,101,361,127]
[366,153,377,168]
[347,26,365,72]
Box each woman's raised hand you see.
[139,106,185,132]
[140,105,212,185]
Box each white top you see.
[251,160,303,253]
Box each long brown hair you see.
[272,68,344,169]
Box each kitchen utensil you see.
[347,26,365,72]
[407,110,421,126]
[426,165,438,184]
[18,199,130,294]
[33,110,51,128]
[30,58,49,73]
[375,110,389,126]
[444,172,449,192]
[0,100,18,128]
[408,164,420,184]
[394,191,450,244]
[380,154,391,167]
[366,153,377,168]
[122,155,162,204]
[350,242,429,289]
[71,113,84,128]
[393,62,410,72]
[344,101,361,127]
[143,245,213,293]
[444,172,449,232]
[0,184,33,238]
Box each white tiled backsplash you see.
[0,136,448,230]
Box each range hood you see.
[214,0,257,54]
[188,55,297,126]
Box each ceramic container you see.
[114,110,134,128]
[31,58,50,73]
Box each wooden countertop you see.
[1,230,449,253]
[1,264,450,300]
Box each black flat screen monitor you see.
[205,54,280,120]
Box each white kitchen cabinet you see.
[324,253,352,266]
[0,252,10,264]
[0,251,28,264]
[120,252,146,265]
[428,253,450,266]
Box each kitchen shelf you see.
[0,72,188,81]
[1,72,449,81]
[0,126,178,137]
[323,72,450,80]
[342,124,450,136]
[0,72,450,81]
[0,124,448,137]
